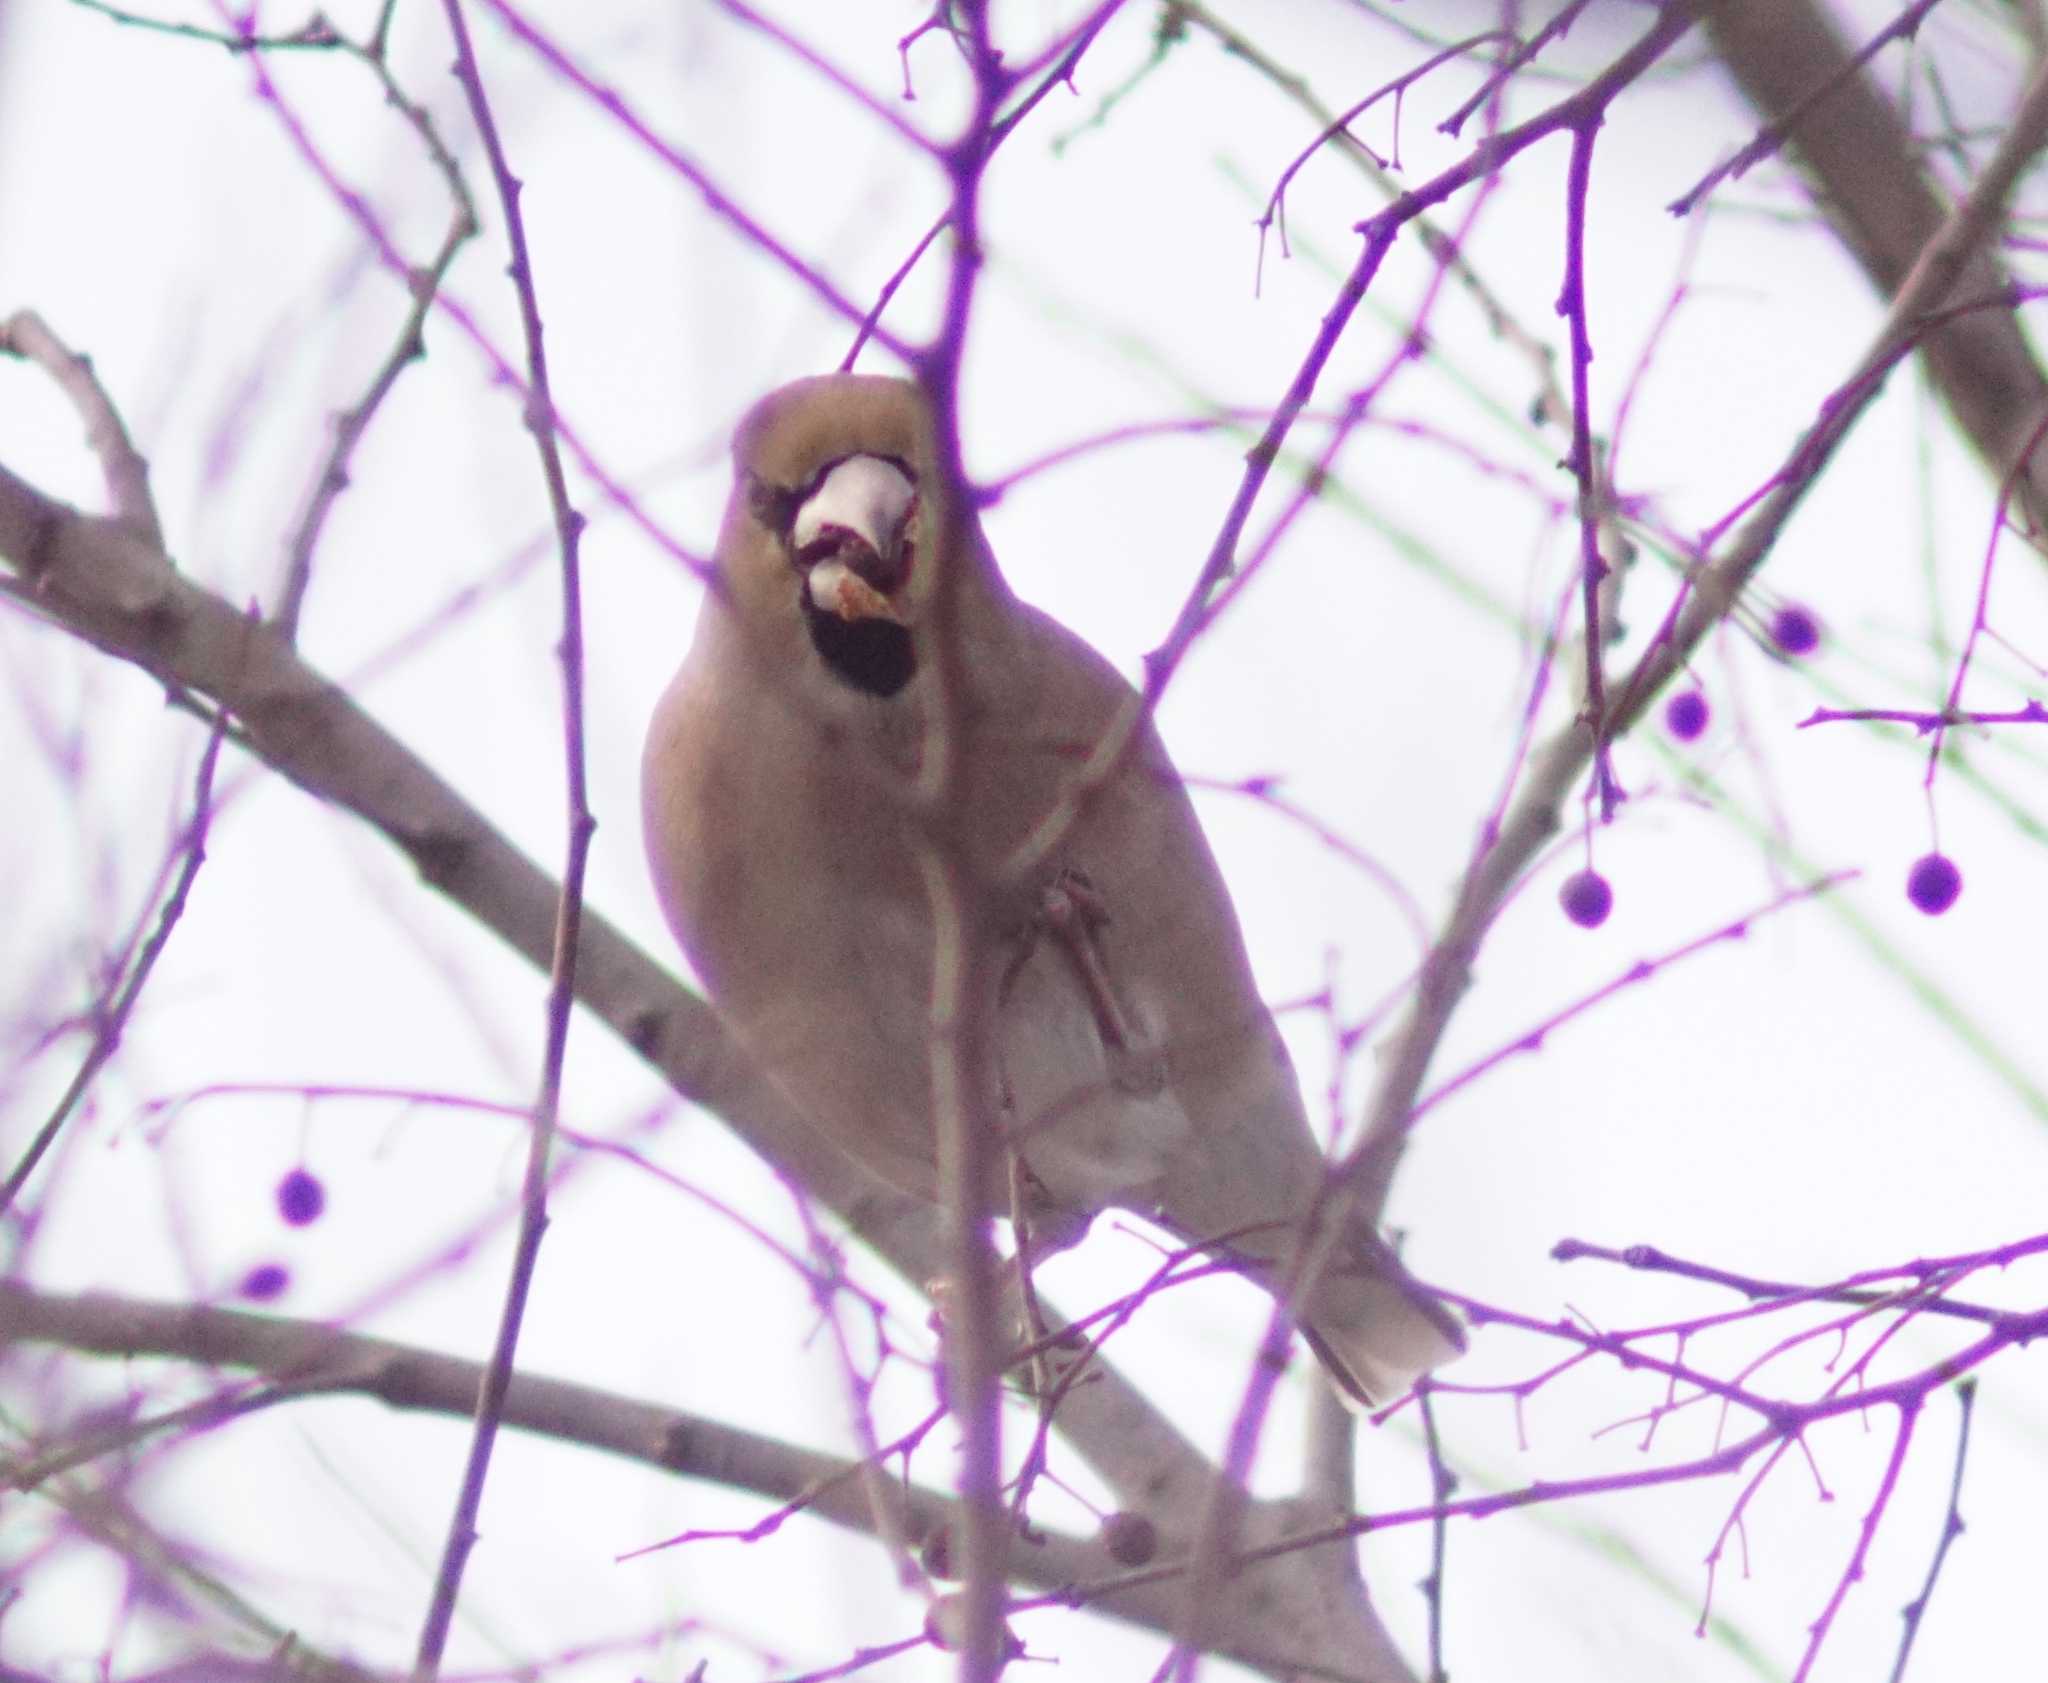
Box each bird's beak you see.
[792,455,918,625]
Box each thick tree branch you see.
[0,1281,1398,1682]
[1704,0,2048,546]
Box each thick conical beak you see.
[793,455,917,624]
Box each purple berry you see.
[240,1263,290,1302]
[1559,869,1613,928]
[1906,852,1962,916]
[1771,605,1821,657]
[276,1168,326,1227]
[1102,1512,1159,1566]
[1665,690,1710,741]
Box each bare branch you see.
[0,713,225,1215]
[1704,0,2048,548]
[0,1282,1401,1679]
[408,3,596,1671]
[2,308,161,547]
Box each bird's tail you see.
[1299,1229,1465,1408]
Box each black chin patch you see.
[801,592,916,698]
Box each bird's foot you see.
[1033,868,1167,1098]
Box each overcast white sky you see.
[3,2,2047,1680]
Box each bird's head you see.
[722,374,986,700]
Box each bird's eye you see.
[745,473,802,540]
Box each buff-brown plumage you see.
[643,373,1460,1401]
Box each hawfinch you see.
[643,375,1461,1403]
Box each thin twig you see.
[1415,1381,1454,1683]
[4,1373,352,1492]
[411,2,594,1672]
[1,309,161,547]
[0,712,226,1217]
[1703,0,2048,545]
[909,9,1016,1674]
[1670,0,1950,216]
[1254,31,1514,292]
[1439,0,1598,137]
[1175,1,1566,422]
[1559,118,1622,818]
[275,30,482,640]
[714,0,939,153]
[1887,1381,1976,1683]
[70,0,340,56]
[841,0,1126,368]
[473,0,913,360]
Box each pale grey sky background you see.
[2,2,2046,1679]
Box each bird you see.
[642,373,1462,1403]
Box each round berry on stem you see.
[1770,604,1821,657]
[1665,689,1709,741]
[1906,852,1962,916]
[1102,1511,1158,1566]
[1560,869,1613,929]
[276,1168,326,1227]
[240,1263,290,1302]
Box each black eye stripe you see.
[745,472,802,541]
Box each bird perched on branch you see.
[643,373,1461,1403]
